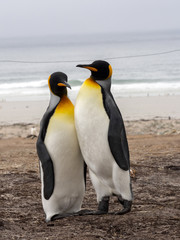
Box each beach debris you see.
[164,165,180,171]
[26,134,37,139]
[130,168,136,178]
[31,127,37,135]
[26,126,38,139]
[0,221,4,227]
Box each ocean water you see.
[0,30,180,102]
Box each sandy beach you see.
[0,95,180,138]
[1,95,180,125]
[0,95,180,239]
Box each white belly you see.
[75,86,114,185]
[75,85,132,201]
[75,82,132,201]
[42,116,85,221]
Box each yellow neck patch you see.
[77,77,102,104]
[54,95,74,118]
[83,77,101,89]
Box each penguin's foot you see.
[50,212,76,221]
[89,210,108,215]
[115,199,132,215]
[74,209,96,216]
[76,209,107,216]
[76,196,110,216]
[49,196,110,221]
[98,196,109,212]
[49,209,94,221]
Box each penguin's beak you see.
[76,64,98,72]
[57,82,71,89]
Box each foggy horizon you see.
[1,0,180,39]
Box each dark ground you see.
[0,134,180,239]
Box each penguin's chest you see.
[75,80,113,176]
[44,99,80,173]
[45,115,74,153]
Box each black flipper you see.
[101,88,130,171]
[36,104,58,200]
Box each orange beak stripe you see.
[84,66,98,72]
[57,83,67,87]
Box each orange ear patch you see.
[106,65,113,79]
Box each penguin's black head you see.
[48,72,71,97]
[76,60,112,81]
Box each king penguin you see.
[36,72,86,222]
[75,60,133,215]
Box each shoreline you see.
[0,95,180,139]
[0,95,180,125]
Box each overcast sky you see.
[0,0,180,38]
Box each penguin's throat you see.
[54,95,74,117]
[83,77,100,89]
